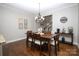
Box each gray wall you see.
[78,4,79,48]
[0,4,36,43]
[52,4,78,45]
[0,6,3,34]
[0,44,2,56]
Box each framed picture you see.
[18,18,24,29]
[19,23,23,29]
[24,19,27,29]
[60,17,68,23]
[18,18,27,30]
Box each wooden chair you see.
[32,33,41,48]
[31,33,43,55]
[26,31,33,47]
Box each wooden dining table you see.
[26,32,59,56]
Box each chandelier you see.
[35,3,45,23]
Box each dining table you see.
[26,32,59,56]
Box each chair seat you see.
[51,38,58,45]
[51,40,58,45]
[28,38,32,41]
[51,38,54,40]
[28,38,44,45]
[35,40,40,45]
[35,40,44,45]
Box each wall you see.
[0,44,2,55]
[78,4,79,48]
[0,4,36,43]
[53,4,78,45]
[0,6,3,34]
[41,4,78,45]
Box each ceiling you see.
[9,1,63,11]
[0,0,64,13]
[0,0,77,14]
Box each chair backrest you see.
[32,33,40,40]
[54,34,59,41]
[27,31,32,38]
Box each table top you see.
[25,31,59,41]
[35,32,58,41]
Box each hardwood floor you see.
[2,39,79,56]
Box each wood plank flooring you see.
[2,39,79,56]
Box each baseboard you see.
[73,42,78,46]
[6,37,26,44]
[59,40,78,46]
[78,45,79,48]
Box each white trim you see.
[6,37,26,44]
[73,42,78,46]
[78,45,79,48]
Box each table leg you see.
[71,34,73,45]
[40,40,42,56]
[48,40,51,56]
[55,40,57,56]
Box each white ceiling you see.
[2,0,64,13]
[10,1,63,11]
[0,0,77,14]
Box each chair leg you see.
[39,41,42,56]
[26,38,28,48]
[57,42,60,51]
[55,41,57,56]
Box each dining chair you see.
[32,33,41,48]
[26,31,33,47]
